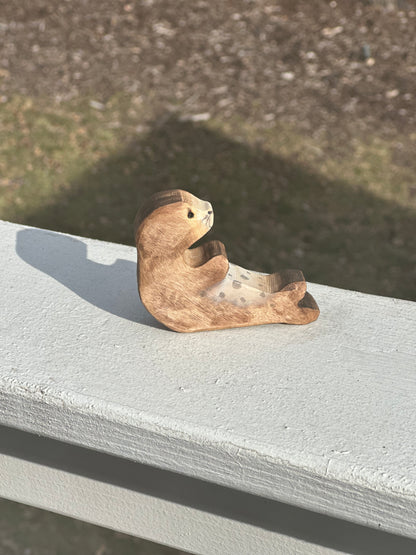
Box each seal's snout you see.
[202,213,213,229]
[205,204,214,229]
[199,201,214,229]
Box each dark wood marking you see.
[241,274,249,280]
[219,292,225,298]
[232,280,242,289]
[134,190,185,240]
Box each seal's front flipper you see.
[184,240,227,268]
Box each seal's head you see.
[135,189,214,256]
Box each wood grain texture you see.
[134,189,319,332]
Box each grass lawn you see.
[0,498,183,555]
[1,94,415,300]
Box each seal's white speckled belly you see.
[206,263,271,307]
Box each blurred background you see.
[1,0,415,553]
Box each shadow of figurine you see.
[15,227,166,330]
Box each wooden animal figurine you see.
[134,190,319,332]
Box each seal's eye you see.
[187,210,195,219]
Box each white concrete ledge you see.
[1,221,416,550]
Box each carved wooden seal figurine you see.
[134,190,319,332]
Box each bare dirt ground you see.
[1,0,416,146]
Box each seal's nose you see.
[208,210,213,214]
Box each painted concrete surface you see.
[1,221,416,539]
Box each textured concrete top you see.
[1,220,415,538]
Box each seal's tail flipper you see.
[286,291,320,324]
[298,291,319,311]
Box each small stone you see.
[213,85,228,94]
[281,71,295,81]
[89,100,105,110]
[218,98,232,108]
[385,89,400,99]
[153,22,175,37]
[322,26,343,38]
[179,112,211,122]
[360,44,371,61]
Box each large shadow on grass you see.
[20,116,416,301]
